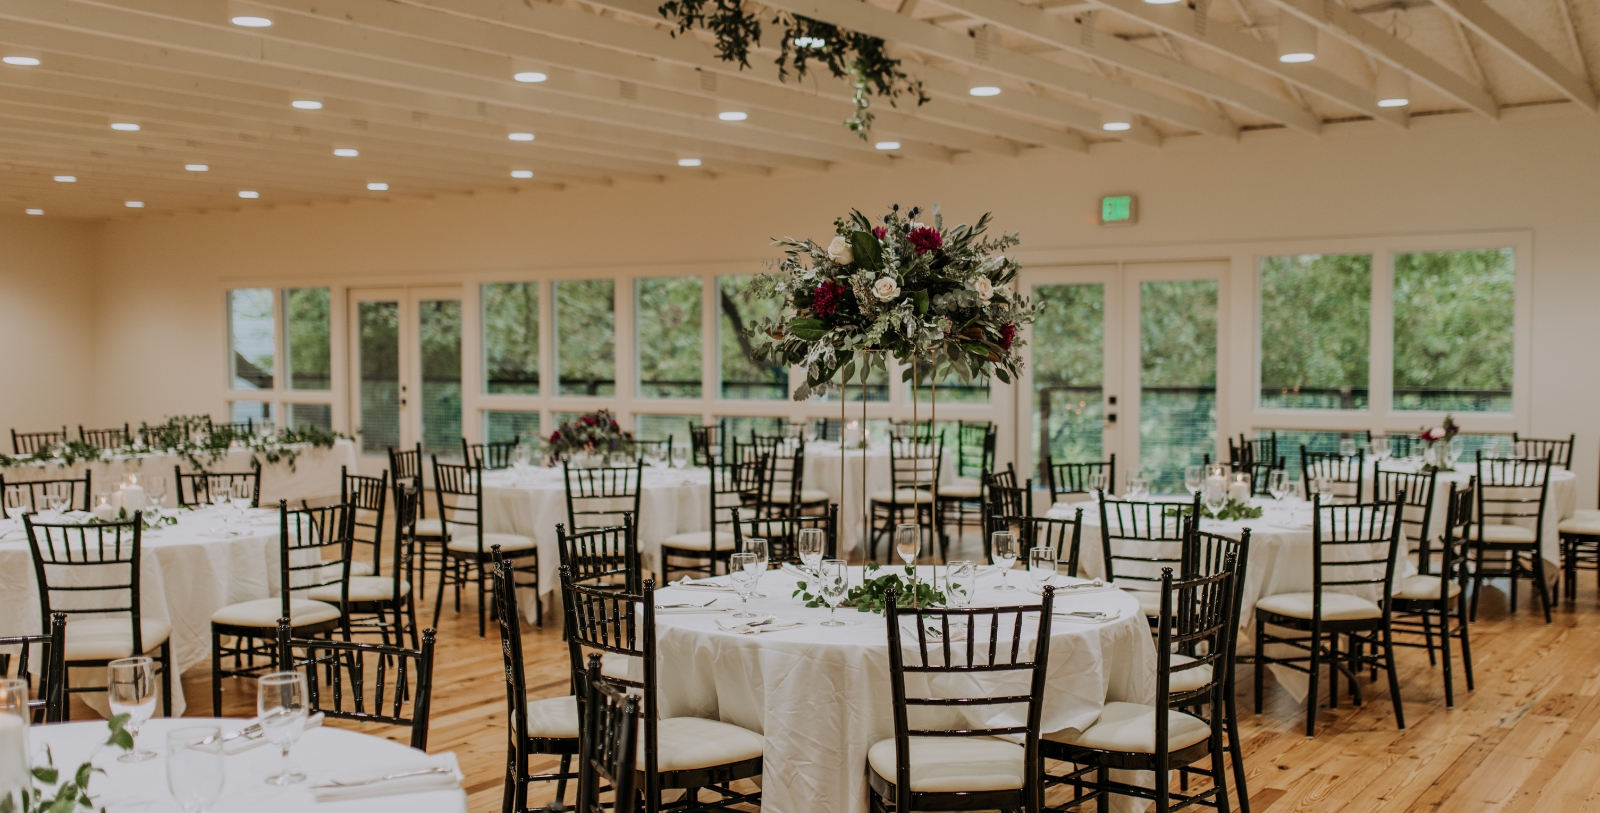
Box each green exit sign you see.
[1099,195,1137,226]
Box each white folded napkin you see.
[310,754,462,803]
[1052,609,1121,624]
[222,711,324,755]
[714,616,803,634]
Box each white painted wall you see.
[11,104,1600,499]
[0,215,100,441]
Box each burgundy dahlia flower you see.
[872,226,887,240]
[907,227,943,254]
[999,323,1016,350]
[813,280,848,318]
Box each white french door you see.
[1019,261,1228,492]
[347,286,463,469]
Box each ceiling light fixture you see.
[228,0,274,27]
[510,170,534,179]
[111,122,140,131]
[333,148,359,157]
[968,85,1001,97]
[54,175,76,183]
[231,14,271,26]
[291,100,323,110]
[238,190,259,199]
[2,56,40,66]
[1376,63,1410,107]
[186,163,209,172]
[367,182,388,191]
[1101,108,1133,131]
[677,157,702,167]
[25,208,43,215]
[1277,11,1318,63]
[874,141,901,150]
[507,132,535,141]
[513,71,548,83]
[718,111,748,121]
[125,201,144,208]
[1143,0,1183,4]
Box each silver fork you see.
[656,599,718,609]
[312,766,455,788]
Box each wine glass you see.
[1448,437,1464,467]
[944,560,975,609]
[229,479,253,516]
[4,486,30,520]
[671,446,689,470]
[1029,546,1057,590]
[1268,470,1290,501]
[746,538,769,598]
[893,523,919,570]
[166,725,224,813]
[991,531,1019,592]
[108,656,158,763]
[819,558,849,627]
[797,529,825,575]
[208,477,230,518]
[728,552,758,618]
[1339,437,1357,457]
[1315,477,1335,504]
[1202,477,1227,517]
[511,443,530,471]
[257,671,309,785]
[1369,437,1391,461]
[145,476,167,522]
[1125,473,1148,500]
[1087,472,1109,498]
[45,481,72,517]
[1184,465,1203,496]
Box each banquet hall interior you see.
[2,0,1600,810]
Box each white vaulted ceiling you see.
[0,0,1594,219]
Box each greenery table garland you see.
[0,415,345,473]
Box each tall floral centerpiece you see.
[546,410,635,466]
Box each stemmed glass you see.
[1088,472,1109,498]
[258,671,309,785]
[992,531,1019,592]
[1368,437,1391,462]
[1029,546,1057,591]
[1184,465,1203,497]
[208,477,230,521]
[145,476,168,523]
[1268,470,1290,501]
[818,559,849,627]
[1339,437,1357,457]
[1125,474,1149,500]
[671,446,689,470]
[1448,437,1465,467]
[797,529,825,576]
[1203,477,1227,517]
[944,560,975,609]
[107,656,158,763]
[4,486,30,521]
[230,479,253,519]
[746,538,769,598]
[893,524,919,570]
[166,726,225,812]
[728,552,759,618]
[45,481,72,518]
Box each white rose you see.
[872,276,900,301]
[826,235,854,265]
[974,277,995,302]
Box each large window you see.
[227,287,332,433]
[485,410,541,444]
[719,275,786,399]
[284,288,330,391]
[1140,280,1217,493]
[555,279,615,397]
[483,282,539,395]
[637,277,702,398]
[1032,284,1104,470]
[228,288,275,390]
[1259,254,1370,410]
[1393,249,1514,412]
[358,301,400,455]
[419,299,462,457]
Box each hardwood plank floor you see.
[145,540,1600,813]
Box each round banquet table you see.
[0,507,288,717]
[802,443,957,556]
[650,566,1156,813]
[21,718,464,813]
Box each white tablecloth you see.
[651,566,1155,813]
[1361,459,1577,564]
[22,718,464,813]
[803,443,955,555]
[0,507,287,717]
[0,440,359,505]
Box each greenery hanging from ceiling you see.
[656,0,928,140]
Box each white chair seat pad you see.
[211,598,341,628]
[1559,510,1600,536]
[866,735,1025,793]
[661,531,735,551]
[446,532,536,553]
[307,577,410,603]
[347,561,375,577]
[522,695,579,739]
[1131,590,1174,618]
[939,481,983,499]
[1168,653,1212,694]
[64,618,172,661]
[1468,523,1538,544]
[414,518,446,538]
[1256,591,1381,621]
[649,717,764,772]
[1392,574,1462,600]
[800,489,830,504]
[1046,702,1211,754]
[869,489,936,505]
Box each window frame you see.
[222,286,341,431]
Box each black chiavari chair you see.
[173,462,261,508]
[556,515,642,592]
[810,418,841,443]
[753,437,809,518]
[689,425,721,467]
[276,619,436,750]
[340,467,387,578]
[1245,457,1286,497]
[390,443,446,593]
[636,437,673,465]
[0,472,92,513]
[1229,431,1276,470]
[465,436,520,470]
[1044,454,1116,504]
[78,423,131,450]
[660,456,761,580]
[1181,522,1253,813]
[0,612,67,724]
[432,457,541,636]
[867,438,942,563]
[209,500,350,715]
[981,466,1032,563]
[986,512,1083,578]
[1514,433,1575,468]
[1382,432,1423,460]
[937,422,995,550]
[25,514,173,719]
[1469,452,1554,623]
[577,653,640,813]
[311,481,418,649]
[1389,479,1476,708]
[871,587,1055,813]
[11,426,66,455]
[1301,447,1365,503]
[563,462,643,531]
[1255,495,1406,737]
[1372,466,1438,562]
[736,504,839,565]
[495,558,580,813]
[1099,493,1199,624]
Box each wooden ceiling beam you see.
[1430,0,1597,110]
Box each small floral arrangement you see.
[792,562,946,614]
[1419,414,1461,472]
[545,410,634,464]
[1420,415,1460,445]
[747,204,1042,400]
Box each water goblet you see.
[944,560,976,609]
[258,671,309,785]
[992,531,1020,591]
[166,726,224,813]
[1339,437,1357,457]
[1448,437,1465,467]
[4,486,30,521]
[746,538,769,598]
[1268,470,1290,501]
[208,477,230,519]
[230,479,253,516]
[797,529,825,575]
[671,446,689,470]
[1029,546,1057,590]
[819,559,850,627]
[45,481,72,517]
[1202,477,1227,517]
[511,443,530,471]
[1184,465,1203,496]
[893,523,919,570]
[145,476,167,522]
[1087,471,1109,498]
[728,552,759,618]
[108,656,158,763]
[1126,474,1149,500]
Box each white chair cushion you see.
[1559,510,1600,536]
[1168,653,1212,694]
[939,481,983,499]
[307,577,409,603]
[660,531,735,551]
[522,695,579,739]
[414,517,446,538]
[1046,702,1211,754]
[599,652,637,681]
[1467,523,1538,544]
[1255,591,1382,621]
[866,736,1025,793]
[347,561,375,578]
[869,489,936,504]
[799,489,830,504]
[649,717,764,772]
[1392,574,1462,600]
[1131,589,1173,618]
[63,618,172,661]
[211,598,341,628]
[446,532,536,553]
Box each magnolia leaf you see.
[786,318,828,341]
[911,289,928,315]
[849,231,882,272]
[995,367,1011,384]
[30,768,57,785]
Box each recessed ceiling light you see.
[186,163,209,172]
[291,100,323,110]
[510,170,534,179]
[53,175,76,183]
[125,201,144,208]
[1376,63,1410,108]
[3,56,40,66]
[874,141,900,151]
[111,122,140,131]
[718,111,748,121]
[677,157,702,167]
[513,71,548,83]
[1143,0,1183,4]
[968,86,1001,97]
[231,14,272,27]
[333,148,359,157]
[1102,121,1132,131]
[25,208,43,215]
[1277,12,1318,63]
[238,190,259,199]
[367,182,388,191]
[507,132,535,142]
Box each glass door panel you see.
[1032,283,1107,477]
[355,298,401,457]
[1134,276,1219,494]
[417,296,462,459]
[348,287,462,461]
